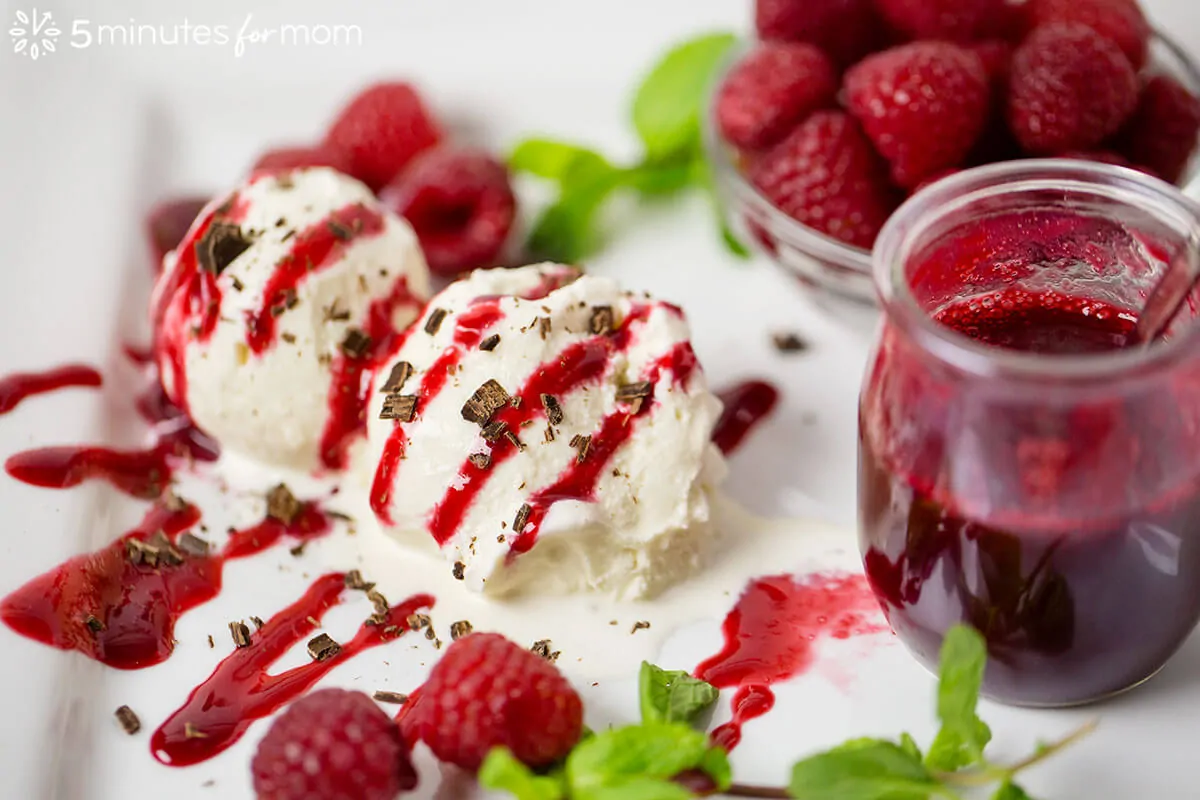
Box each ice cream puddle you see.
[0,174,884,771]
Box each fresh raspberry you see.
[755,0,885,65]
[716,43,838,151]
[1007,24,1139,154]
[146,197,208,271]
[751,110,898,249]
[251,689,418,800]
[1025,0,1150,69]
[1116,75,1200,184]
[1059,150,1136,168]
[407,633,583,772]
[968,40,1014,85]
[874,0,1007,42]
[845,42,991,189]
[380,147,517,276]
[252,146,351,175]
[324,82,443,191]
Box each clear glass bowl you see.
[703,31,1200,320]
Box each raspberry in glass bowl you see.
[703,1,1200,316]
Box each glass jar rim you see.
[873,159,1200,383]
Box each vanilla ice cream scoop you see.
[363,263,726,599]
[151,167,430,471]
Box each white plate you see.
[3,1,1200,798]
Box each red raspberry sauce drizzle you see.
[0,364,102,415]
[4,353,219,498]
[508,340,698,554]
[245,203,387,354]
[151,573,433,766]
[370,299,507,522]
[712,380,779,455]
[694,573,887,750]
[0,501,332,669]
[320,277,423,470]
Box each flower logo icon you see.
[10,9,61,60]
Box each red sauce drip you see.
[370,301,505,522]
[0,502,332,669]
[509,342,699,554]
[150,573,433,766]
[5,445,172,499]
[245,204,386,354]
[146,197,209,271]
[712,380,779,455]
[694,573,886,750]
[0,364,102,415]
[4,353,219,498]
[319,278,423,471]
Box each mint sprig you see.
[483,626,1095,799]
[509,32,747,263]
[639,661,719,726]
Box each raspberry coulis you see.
[0,364,102,415]
[694,573,886,750]
[712,380,780,455]
[152,572,432,767]
[0,500,332,670]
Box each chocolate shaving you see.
[468,452,492,470]
[424,308,448,335]
[229,621,252,648]
[344,570,374,591]
[631,620,651,634]
[281,332,296,344]
[536,317,551,339]
[504,430,525,451]
[163,491,188,512]
[323,298,351,323]
[452,561,466,581]
[543,425,556,443]
[424,627,437,640]
[449,620,474,640]
[266,484,301,525]
[125,538,161,567]
[373,691,408,705]
[327,218,354,241]
[230,276,245,292]
[530,639,561,662]
[481,421,508,442]
[617,381,653,414]
[589,305,614,335]
[772,332,809,353]
[513,504,532,534]
[85,614,105,633]
[196,222,253,276]
[479,334,501,351]
[250,616,265,630]
[462,380,510,425]
[178,532,210,557]
[367,589,390,615]
[115,706,141,735]
[307,633,342,661]
[510,396,523,408]
[540,394,564,425]
[289,542,307,557]
[407,613,431,630]
[379,361,414,394]
[380,394,418,422]
[341,328,372,359]
[184,722,208,739]
[280,229,296,242]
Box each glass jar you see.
[859,160,1200,707]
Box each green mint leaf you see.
[479,748,566,800]
[789,739,942,800]
[991,780,1035,800]
[638,661,719,725]
[898,733,924,763]
[925,624,992,770]
[566,722,729,799]
[632,32,737,164]
[510,139,615,186]
[720,224,752,258]
[527,170,623,263]
[623,161,697,197]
